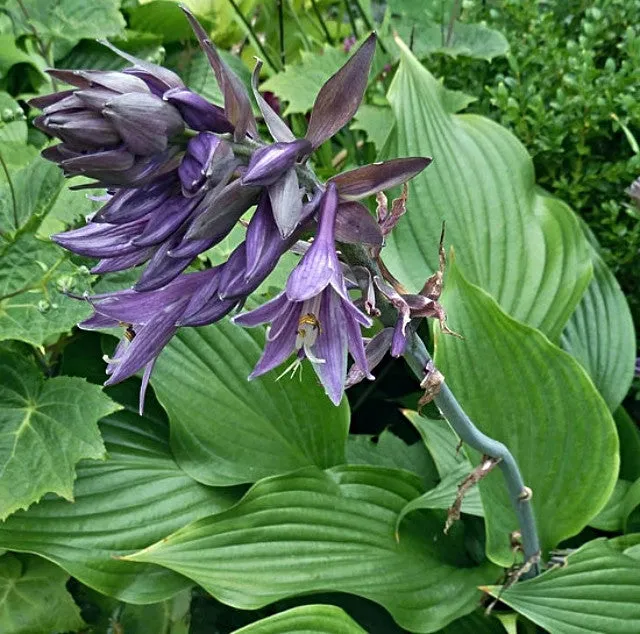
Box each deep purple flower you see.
[164,87,233,134]
[31,69,186,186]
[234,184,372,404]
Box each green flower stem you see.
[404,334,541,577]
[339,241,541,578]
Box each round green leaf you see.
[126,465,498,633]
[383,38,592,341]
[151,321,350,486]
[435,259,618,565]
[485,539,640,634]
[231,605,366,633]
[0,383,241,603]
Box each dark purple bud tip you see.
[179,132,221,196]
[164,87,233,133]
[242,139,311,187]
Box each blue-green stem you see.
[404,334,541,577]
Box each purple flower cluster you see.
[33,7,433,411]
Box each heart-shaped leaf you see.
[0,382,241,603]
[382,38,592,341]
[126,466,498,633]
[435,259,618,565]
[151,320,350,486]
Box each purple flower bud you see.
[35,111,121,148]
[103,92,184,156]
[179,132,231,197]
[47,69,151,94]
[164,87,233,133]
[242,139,311,187]
[345,328,394,388]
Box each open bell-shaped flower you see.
[234,183,373,404]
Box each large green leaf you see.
[0,383,241,603]
[231,605,366,633]
[126,466,498,633]
[0,93,27,144]
[590,479,632,532]
[0,349,118,519]
[383,39,592,341]
[151,321,350,486]
[561,242,636,411]
[0,553,84,633]
[0,232,93,346]
[435,259,618,565]
[613,407,640,482]
[485,539,640,634]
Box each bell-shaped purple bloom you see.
[234,183,372,404]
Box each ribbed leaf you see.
[151,321,350,486]
[383,39,591,341]
[561,243,636,411]
[614,407,640,482]
[435,259,618,565]
[0,349,118,519]
[126,466,498,633]
[590,480,631,532]
[485,539,640,634]
[0,383,241,603]
[232,605,366,633]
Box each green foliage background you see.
[0,0,638,633]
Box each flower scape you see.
[32,6,443,412]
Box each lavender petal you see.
[268,169,304,239]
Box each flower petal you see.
[181,6,257,141]
[312,288,348,405]
[249,304,300,378]
[251,59,296,143]
[345,327,393,388]
[305,33,376,149]
[285,183,340,301]
[335,201,383,246]
[232,292,289,327]
[330,157,431,200]
[242,139,310,187]
[164,87,233,133]
[267,168,304,239]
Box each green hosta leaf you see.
[231,605,366,633]
[0,382,241,603]
[0,35,42,79]
[0,232,93,346]
[435,259,618,565]
[126,466,498,633]
[485,539,640,634]
[151,321,350,486]
[0,553,84,633]
[346,429,438,489]
[383,39,592,341]
[614,407,640,482]
[590,480,632,532]
[261,46,348,116]
[0,349,118,519]
[404,411,483,514]
[437,610,507,634]
[397,462,484,533]
[561,243,636,411]
[624,477,640,534]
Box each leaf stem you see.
[225,0,280,72]
[277,0,285,67]
[445,0,462,47]
[344,0,359,39]
[0,150,19,231]
[404,334,541,577]
[351,0,388,54]
[310,0,335,45]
